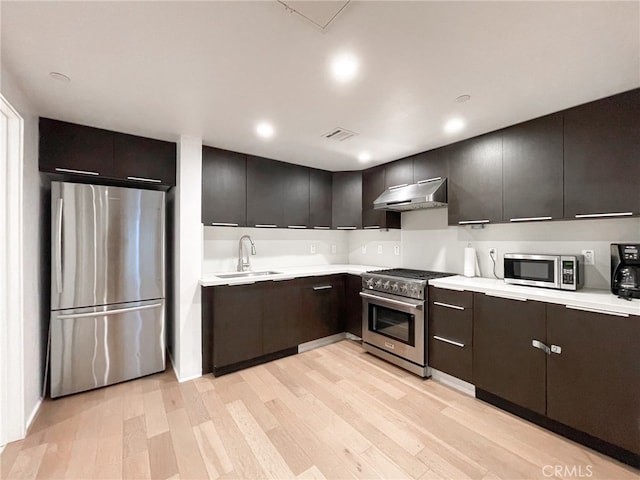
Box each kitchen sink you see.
[215,270,282,279]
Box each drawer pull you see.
[433,301,464,311]
[575,212,633,219]
[337,226,357,230]
[211,222,239,227]
[485,292,528,302]
[509,216,552,222]
[313,226,331,230]
[565,305,629,317]
[433,336,464,348]
[127,176,162,183]
[255,224,277,228]
[313,285,333,291]
[55,167,99,176]
[287,225,307,229]
[363,226,380,229]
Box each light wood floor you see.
[1,340,637,480]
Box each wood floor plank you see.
[122,450,151,480]
[147,431,178,480]
[193,420,234,479]
[6,444,48,480]
[123,415,147,459]
[177,381,210,427]
[34,441,72,480]
[143,389,169,438]
[92,434,123,479]
[166,408,209,479]
[64,437,99,479]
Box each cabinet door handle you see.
[313,285,333,291]
[551,345,562,355]
[484,292,528,302]
[337,226,357,230]
[55,167,99,176]
[531,339,550,355]
[565,305,629,317]
[433,301,464,311]
[417,177,442,184]
[575,212,633,219]
[509,216,552,222]
[255,224,277,228]
[313,226,330,230]
[287,225,307,229]
[210,222,239,227]
[363,226,380,229]
[127,176,162,183]
[433,336,465,348]
[458,219,489,225]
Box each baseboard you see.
[25,398,43,433]
[430,368,476,397]
[298,333,347,353]
[167,351,202,383]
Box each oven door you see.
[360,291,425,366]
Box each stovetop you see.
[361,268,455,300]
[368,268,455,281]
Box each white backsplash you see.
[347,229,402,268]
[202,226,349,273]
[401,208,640,290]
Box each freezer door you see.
[51,182,165,310]
[50,300,165,398]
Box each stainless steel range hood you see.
[373,177,447,211]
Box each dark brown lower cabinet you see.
[546,305,640,455]
[428,287,473,382]
[344,274,363,337]
[473,293,547,415]
[263,280,303,354]
[299,275,345,343]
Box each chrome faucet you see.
[237,235,256,272]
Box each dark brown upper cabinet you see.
[448,132,503,225]
[309,169,333,229]
[282,163,310,228]
[384,158,413,189]
[39,117,176,187]
[332,171,362,229]
[113,132,176,186]
[546,305,640,455]
[502,113,564,222]
[361,165,400,229]
[202,146,247,226]
[473,293,547,415]
[412,147,449,184]
[39,117,114,176]
[563,88,640,218]
[246,155,287,227]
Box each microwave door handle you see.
[55,198,63,294]
[554,257,561,287]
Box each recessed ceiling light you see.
[49,72,71,83]
[331,54,358,82]
[358,152,371,163]
[455,94,471,103]
[256,122,274,139]
[444,118,465,134]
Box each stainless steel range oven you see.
[360,269,454,377]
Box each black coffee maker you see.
[611,244,640,299]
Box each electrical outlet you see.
[310,244,316,254]
[394,245,400,256]
[331,244,337,254]
[377,245,383,254]
[582,249,595,265]
[361,245,367,254]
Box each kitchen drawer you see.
[429,286,473,309]
[428,335,472,383]
[429,304,473,346]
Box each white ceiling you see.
[2,1,639,171]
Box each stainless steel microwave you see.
[504,254,584,291]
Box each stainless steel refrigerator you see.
[50,182,166,398]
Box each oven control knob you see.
[401,284,409,294]
[366,278,374,288]
[409,285,418,296]
[382,281,390,290]
[391,282,399,292]
[375,280,383,288]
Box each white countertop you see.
[200,264,379,287]
[429,275,640,317]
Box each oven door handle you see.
[359,291,423,310]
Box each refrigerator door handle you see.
[55,198,63,294]
[56,302,162,320]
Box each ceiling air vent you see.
[323,127,358,141]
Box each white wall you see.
[173,135,203,382]
[402,208,640,289]
[0,64,43,434]
[347,229,402,268]
[203,226,348,273]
